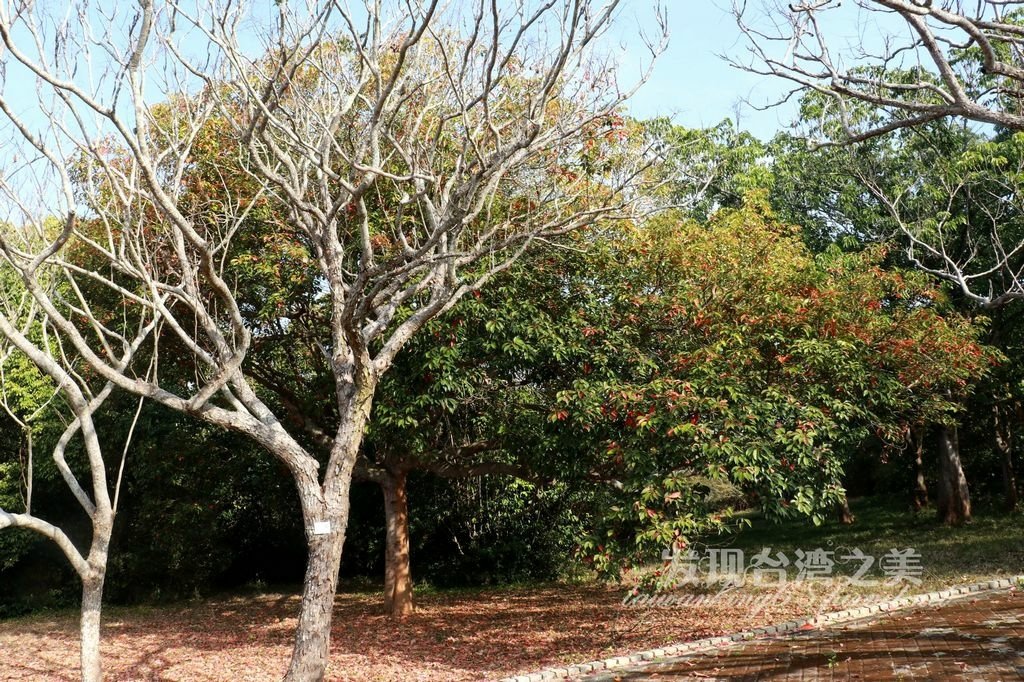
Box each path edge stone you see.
[495,574,1024,682]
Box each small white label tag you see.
[313,521,331,536]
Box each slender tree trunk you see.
[936,425,971,525]
[910,424,928,511]
[80,573,105,682]
[285,382,374,682]
[993,404,1018,512]
[80,510,112,682]
[383,528,395,615]
[836,496,854,524]
[381,469,413,618]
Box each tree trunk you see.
[910,424,928,511]
[936,425,971,525]
[284,382,373,682]
[80,574,105,682]
[80,506,112,682]
[382,469,414,618]
[837,496,854,524]
[993,404,1018,512]
[285,522,346,682]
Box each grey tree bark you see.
[910,424,929,511]
[936,424,972,525]
[80,573,106,681]
[993,403,1018,512]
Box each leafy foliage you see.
[548,197,991,574]
[359,194,992,578]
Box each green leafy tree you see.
[345,197,993,599]
[552,197,991,570]
[767,108,1024,518]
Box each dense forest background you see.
[3,114,1020,617]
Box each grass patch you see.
[719,496,1024,593]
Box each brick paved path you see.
[585,589,1024,681]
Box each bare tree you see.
[734,1,1024,307]
[0,0,664,679]
[848,134,1024,308]
[734,1,1024,141]
[0,266,155,682]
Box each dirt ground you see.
[0,583,852,681]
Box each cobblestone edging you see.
[495,575,1024,682]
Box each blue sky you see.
[616,1,799,140]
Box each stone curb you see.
[495,574,1024,682]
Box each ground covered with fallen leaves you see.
[0,581,880,681]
